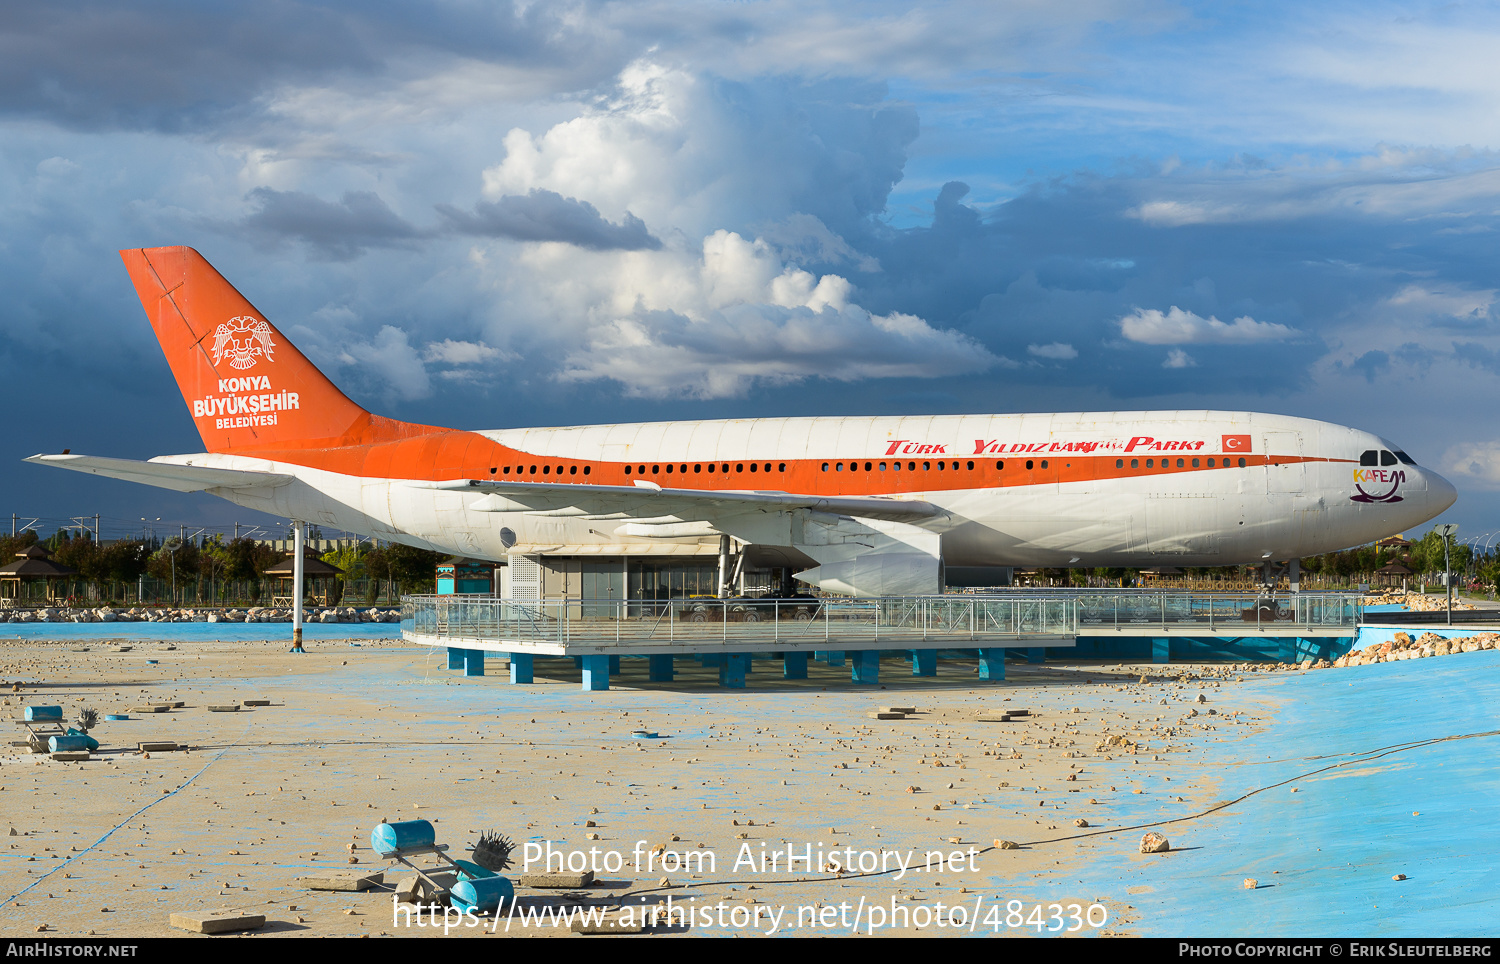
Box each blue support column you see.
[719,653,748,689]
[1151,638,1170,664]
[509,653,533,684]
[447,647,464,670]
[609,655,621,676]
[912,649,937,677]
[1026,647,1046,664]
[1279,638,1297,663]
[464,649,485,677]
[648,655,675,682]
[978,648,1006,680]
[581,654,610,691]
[851,650,880,684]
[783,652,808,679]
[824,650,845,667]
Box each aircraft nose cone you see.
[1426,468,1458,514]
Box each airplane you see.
[26,246,1457,597]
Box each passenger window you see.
[864,462,872,471]
[778,463,786,472]
[1025,460,1034,470]
[966,461,974,470]
[821,463,828,472]
[1191,458,1198,467]
[1177,459,1184,468]
[651,465,659,474]
[750,463,757,472]
[937,461,944,471]
[836,463,843,472]
[1360,450,1379,466]
[583,466,590,476]
[1145,459,1153,468]
[569,465,577,475]
[1380,451,1397,466]
[1238,458,1246,467]
[1040,460,1048,469]
[996,461,1004,470]
[1205,458,1212,467]
[879,462,887,471]
[1115,459,1123,468]
[1130,459,1138,468]
[908,462,916,471]
[923,461,931,471]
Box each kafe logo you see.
[210,316,276,371]
[1352,467,1404,503]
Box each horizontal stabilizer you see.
[25,454,293,493]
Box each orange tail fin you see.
[122,246,422,454]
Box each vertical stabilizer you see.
[121,246,376,453]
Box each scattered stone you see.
[1073,818,1089,828]
[207,705,239,713]
[169,911,266,934]
[303,872,383,892]
[572,911,646,934]
[1393,874,1407,881]
[522,871,594,888]
[1139,832,1170,854]
[1243,878,1258,890]
[996,840,1020,850]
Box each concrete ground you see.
[0,638,1492,938]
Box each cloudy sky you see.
[4,0,1499,546]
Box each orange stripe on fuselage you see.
[235,432,1354,497]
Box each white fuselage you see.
[164,410,1455,570]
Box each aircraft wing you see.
[413,478,946,525]
[25,454,295,493]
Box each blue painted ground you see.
[0,621,401,641]
[1099,649,1500,936]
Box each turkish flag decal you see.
[1222,434,1251,452]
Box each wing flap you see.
[413,478,945,524]
[25,454,294,493]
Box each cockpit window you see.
[1380,450,1397,466]
[1360,450,1379,466]
[1394,451,1416,465]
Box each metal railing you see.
[402,591,1361,649]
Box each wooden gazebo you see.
[1372,561,1414,590]
[0,545,77,604]
[262,549,345,606]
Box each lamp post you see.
[1438,524,1458,626]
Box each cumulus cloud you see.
[437,189,661,250]
[422,339,514,366]
[554,229,1000,397]
[1441,441,1500,489]
[479,62,918,241]
[1162,348,1196,368]
[237,187,425,261]
[1119,306,1298,345]
[1027,342,1077,360]
[334,325,431,402]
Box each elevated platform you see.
[401,592,1362,690]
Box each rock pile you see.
[1332,630,1498,667]
[1361,590,1477,612]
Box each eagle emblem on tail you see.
[210,316,276,370]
